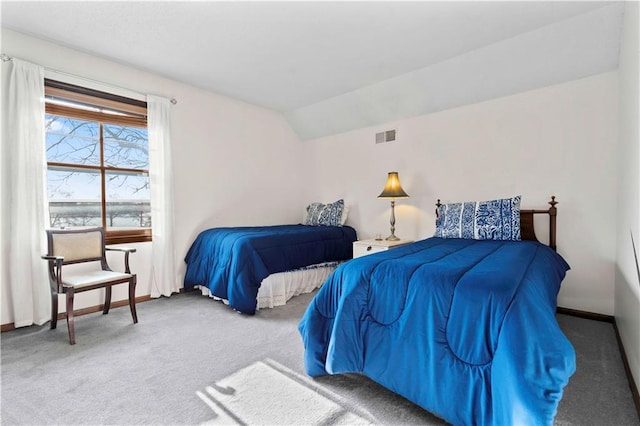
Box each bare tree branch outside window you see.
[45,114,150,230]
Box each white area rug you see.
[197,359,375,425]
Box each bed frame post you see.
[548,196,557,251]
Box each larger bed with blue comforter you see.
[184,224,357,314]
[298,197,576,425]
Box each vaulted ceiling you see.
[1,1,625,140]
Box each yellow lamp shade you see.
[378,172,409,199]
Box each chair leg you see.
[103,286,112,315]
[65,290,76,345]
[129,276,138,324]
[50,291,58,330]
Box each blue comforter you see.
[184,224,357,314]
[298,237,575,426]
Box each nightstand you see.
[353,238,413,259]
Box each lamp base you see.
[385,235,400,241]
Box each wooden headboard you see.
[435,196,558,251]
[520,196,558,251]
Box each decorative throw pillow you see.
[434,195,521,241]
[304,199,345,227]
[302,204,349,226]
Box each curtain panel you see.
[6,59,51,327]
[147,95,179,297]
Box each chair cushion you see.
[62,270,133,288]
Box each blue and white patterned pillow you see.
[304,199,345,227]
[434,196,521,241]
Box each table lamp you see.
[378,172,409,241]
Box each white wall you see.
[615,0,640,396]
[0,28,305,325]
[301,71,619,315]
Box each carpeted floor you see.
[1,291,638,425]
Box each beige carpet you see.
[198,359,375,425]
[1,292,637,425]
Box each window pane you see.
[105,170,151,229]
[104,124,149,169]
[45,115,100,166]
[47,167,101,228]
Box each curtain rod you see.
[1,53,177,105]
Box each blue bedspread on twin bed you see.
[298,237,575,426]
[183,224,357,314]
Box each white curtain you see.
[7,59,51,327]
[147,95,179,297]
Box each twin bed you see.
[184,196,575,425]
[183,199,357,314]
[298,196,575,425]
[183,224,357,314]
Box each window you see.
[44,80,151,244]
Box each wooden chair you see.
[41,227,138,345]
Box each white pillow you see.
[340,205,350,225]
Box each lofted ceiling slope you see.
[0,1,625,140]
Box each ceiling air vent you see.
[376,129,397,144]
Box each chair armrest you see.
[105,247,137,254]
[41,255,64,291]
[105,247,136,273]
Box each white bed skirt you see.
[195,261,341,310]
